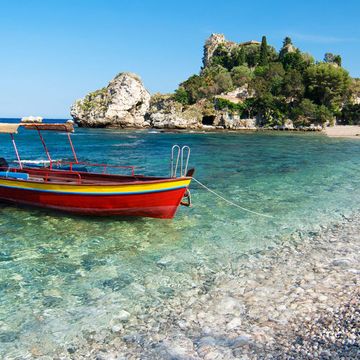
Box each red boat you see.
[0,122,193,219]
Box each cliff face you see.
[146,95,202,129]
[71,72,151,128]
[202,34,229,68]
[202,33,261,69]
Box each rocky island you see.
[71,72,151,128]
[71,34,360,130]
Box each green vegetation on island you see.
[174,35,360,127]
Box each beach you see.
[53,213,359,359]
[324,126,360,139]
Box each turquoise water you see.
[1,124,360,357]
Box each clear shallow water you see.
[1,120,360,356]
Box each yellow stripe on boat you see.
[0,178,191,195]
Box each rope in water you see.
[192,177,273,218]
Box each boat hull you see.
[0,177,191,219]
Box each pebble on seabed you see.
[22,213,360,359]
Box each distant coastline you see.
[1,118,360,139]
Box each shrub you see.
[282,69,305,100]
[215,98,245,114]
[231,65,252,87]
[179,75,207,104]
[340,103,360,125]
[291,99,318,126]
[174,87,190,105]
[210,45,234,70]
[316,105,333,125]
[305,63,351,108]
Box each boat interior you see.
[0,159,174,185]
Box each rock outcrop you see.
[212,112,257,130]
[279,43,297,58]
[71,72,151,128]
[146,95,258,130]
[202,33,260,68]
[146,94,202,129]
[202,34,229,69]
[215,85,253,104]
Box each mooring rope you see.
[192,177,273,218]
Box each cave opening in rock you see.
[202,115,215,126]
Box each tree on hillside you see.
[211,45,233,70]
[324,53,335,63]
[242,98,257,118]
[253,94,287,125]
[231,47,246,67]
[316,105,334,125]
[292,98,318,126]
[179,75,207,104]
[305,63,351,109]
[324,53,342,67]
[283,36,292,46]
[231,65,253,87]
[259,36,268,66]
[282,69,305,101]
[251,63,285,96]
[266,45,278,63]
[201,65,233,96]
[263,63,285,95]
[292,99,333,126]
[341,103,360,125]
[174,87,189,105]
[213,72,233,94]
[202,64,229,85]
[281,49,313,72]
[243,44,260,67]
[334,55,342,67]
[249,75,273,99]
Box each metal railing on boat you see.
[49,161,135,176]
[171,145,190,178]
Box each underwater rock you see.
[0,331,18,343]
[117,310,131,322]
[157,286,175,298]
[102,273,134,291]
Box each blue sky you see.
[0,0,359,118]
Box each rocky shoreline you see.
[51,212,360,359]
[70,73,326,133]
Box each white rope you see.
[192,177,273,218]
